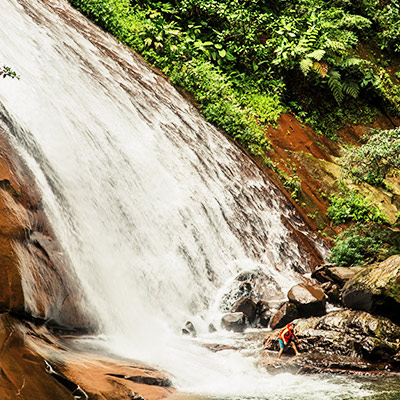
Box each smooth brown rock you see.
[270,302,299,329]
[0,130,91,331]
[287,283,326,317]
[0,188,28,313]
[231,296,257,323]
[0,314,175,400]
[221,312,246,332]
[264,309,400,364]
[342,255,400,324]
[0,314,73,400]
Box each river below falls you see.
[70,331,400,400]
[169,375,400,400]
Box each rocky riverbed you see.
[203,255,400,376]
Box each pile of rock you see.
[216,268,282,332]
[221,296,270,332]
[270,282,326,329]
[262,255,400,372]
[183,255,400,372]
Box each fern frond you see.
[300,58,313,75]
[305,26,320,49]
[296,25,320,56]
[312,61,329,77]
[328,70,344,104]
[323,39,346,52]
[340,57,362,68]
[342,80,360,98]
[307,49,325,61]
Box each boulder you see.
[258,310,271,328]
[263,309,400,364]
[312,263,336,283]
[256,300,271,327]
[270,302,299,329]
[328,266,363,286]
[221,312,246,332]
[235,268,283,303]
[231,296,257,323]
[321,281,340,304]
[312,263,363,287]
[182,321,197,337]
[342,255,400,325]
[287,283,326,317]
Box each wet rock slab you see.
[263,309,400,373]
[0,313,175,400]
[260,351,393,375]
[342,255,400,324]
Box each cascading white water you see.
[0,0,378,398]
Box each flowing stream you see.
[0,0,397,398]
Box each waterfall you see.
[0,1,374,398]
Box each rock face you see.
[0,130,175,400]
[270,302,299,329]
[312,263,363,287]
[0,314,74,400]
[0,132,91,331]
[287,283,326,317]
[264,309,400,364]
[231,296,257,323]
[342,255,400,325]
[0,314,174,400]
[221,312,246,332]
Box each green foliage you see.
[68,0,400,153]
[327,189,388,225]
[329,222,400,267]
[169,60,272,155]
[342,127,400,186]
[282,173,301,200]
[1,66,19,80]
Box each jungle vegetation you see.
[68,0,400,266]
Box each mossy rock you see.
[342,255,400,324]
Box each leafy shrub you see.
[68,0,400,161]
[342,127,400,186]
[329,222,400,266]
[327,190,388,225]
[170,60,271,155]
[282,174,301,200]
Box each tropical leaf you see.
[328,70,344,104]
[300,58,313,75]
[342,80,360,98]
[307,49,325,61]
[323,39,346,52]
[340,57,362,68]
[312,61,329,77]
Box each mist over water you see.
[0,0,395,398]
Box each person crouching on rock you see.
[278,323,300,359]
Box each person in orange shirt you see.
[278,323,300,359]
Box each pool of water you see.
[168,373,400,400]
